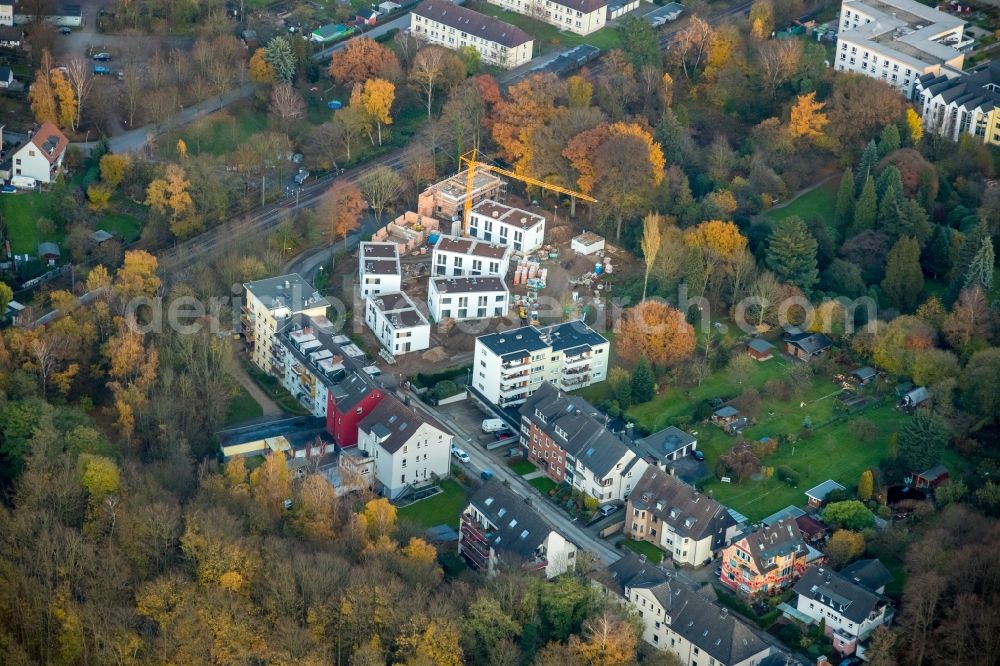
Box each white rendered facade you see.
[358,242,402,299]
[242,274,330,375]
[469,200,546,255]
[834,0,969,99]
[364,292,431,356]
[432,234,512,278]
[485,0,607,36]
[410,1,533,69]
[427,276,509,322]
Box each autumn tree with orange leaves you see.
[616,300,695,367]
[329,38,400,88]
[320,180,366,249]
[788,92,829,141]
[563,122,665,238]
[492,73,567,173]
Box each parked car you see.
[59,27,71,35]
[93,65,111,75]
[293,169,310,185]
[1,185,16,194]
[480,469,494,481]
[290,153,304,164]
[92,52,112,61]
[494,430,514,441]
[481,419,507,433]
[692,449,705,461]
[10,176,36,190]
[453,448,470,464]
[599,504,619,517]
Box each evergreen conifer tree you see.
[850,177,877,236]
[631,357,655,404]
[766,216,819,293]
[856,140,878,193]
[834,168,855,232]
[882,236,924,311]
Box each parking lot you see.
[438,398,518,454]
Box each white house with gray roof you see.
[472,321,609,408]
[358,242,402,299]
[605,555,773,666]
[364,291,431,356]
[427,276,509,322]
[411,0,533,69]
[432,234,512,278]
[459,479,577,578]
[634,426,698,467]
[356,396,452,499]
[834,0,970,99]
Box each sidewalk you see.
[231,361,282,417]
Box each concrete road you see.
[312,13,414,62]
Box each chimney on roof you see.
[284,280,291,288]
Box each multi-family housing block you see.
[604,555,774,665]
[834,0,969,99]
[917,60,1000,145]
[625,468,740,568]
[472,321,609,408]
[410,0,534,69]
[459,479,577,578]
[358,241,402,298]
[720,518,810,598]
[243,274,330,374]
[356,396,452,499]
[427,276,509,322]
[418,170,504,221]
[364,291,431,356]
[486,0,608,36]
[469,200,546,255]
[326,372,385,448]
[519,382,648,503]
[793,563,894,656]
[432,234,512,277]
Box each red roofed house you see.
[326,372,385,448]
[12,122,68,184]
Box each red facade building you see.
[326,373,384,448]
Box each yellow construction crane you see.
[459,150,596,237]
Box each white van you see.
[481,418,508,433]
[11,176,37,190]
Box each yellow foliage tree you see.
[858,469,874,501]
[569,613,638,666]
[99,153,128,188]
[660,72,674,108]
[641,213,662,301]
[906,107,924,144]
[616,300,696,367]
[250,453,292,517]
[249,47,276,83]
[397,619,464,666]
[402,536,437,564]
[219,570,245,593]
[296,473,337,539]
[145,164,197,238]
[225,457,248,491]
[567,74,593,108]
[359,77,395,146]
[361,497,397,541]
[29,64,58,125]
[826,529,866,568]
[788,92,830,141]
[51,69,77,131]
[683,220,748,264]
[176,138,188,160]
[87,183,113,211]
[79,454,121,502]
[749,0,774,39]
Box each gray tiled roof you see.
[804,479,846,501]
[476,320,608,358]
[629,468,736,545]
[413,1,532,48]
[840,558,893,593]
[519,382,632,478]
[469,480,553,559]
[740,517,805,573]
[359,396,446,454]
[634,425,696,460]
[794,566,887,624]
[430,276,507,294]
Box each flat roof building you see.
[358,241,402,299]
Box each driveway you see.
[230,360,282,417]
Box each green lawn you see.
[529,476,558,494]
[240,359,310,415]
[468,1,622,52]
[509,459,537,475]
[765,179,840,227]
[1,192,58,254]
[98,212,142,243]
[167,108,270,158]
[225,384,264,425]
[399,479,469,528]
[623,539,664,564]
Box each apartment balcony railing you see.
[499,393,529,407]
[500,382,529,396]
[501,357,529,370]
[500,367,530,381]
[560,374,589,388]
[562,364,590,376]
[563,354,591,368]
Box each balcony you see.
[562,364,590,376]
[460,514,493,570]
[500,381,529,396]
[501,366,530,381]
[499,392,529,407]
[563,353,591,368]
[560,374,589,388]
[502,357,529,370]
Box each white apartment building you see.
[834,0,970,99]
[469,199,546,255]
[243,274,331,375]
[411,0,534,69]
[358,242,401,299]
[356,396,452,499]
[432,234,512,278]
[427,276,509,322]
[486,0,608,36]
[793,565,894,656]
[472,321,609,408]
[460,480,577,578]
[917,60,1000,145]
[0,3,13,26]
[364,291,431,356]
[12,122,68,184]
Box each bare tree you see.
[270,83,305,121]
[743,270,780,331]
[65,56,94,131]
[410,46,447,119]
[357,166,403,226]
[121,63,143,127]
[757,39,803,96]
[393,30,422,69]
[670,16,713,80]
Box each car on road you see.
[92,52,112,61]
[93,65,111,75]
[714,566,722,578]
[293,169,310,185]
[599,504,619,517]
[60,27,71,35]
[480,469,494,480]
[692,449,705,461]
[453,448,471,463]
